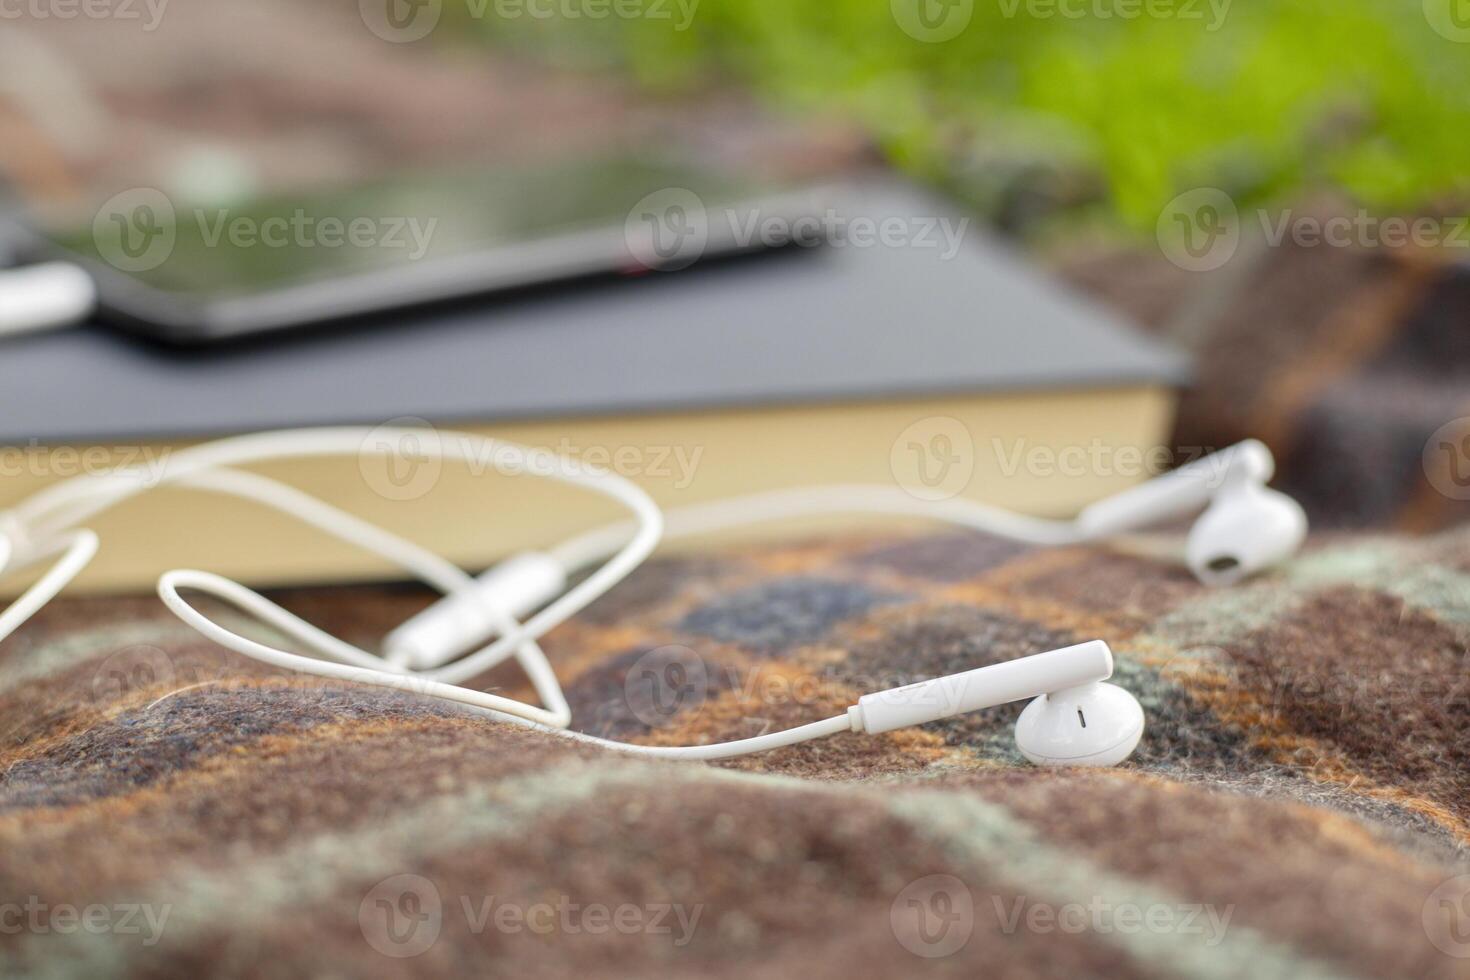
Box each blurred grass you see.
[457,0,1470,234]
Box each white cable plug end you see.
[0,262,96,338]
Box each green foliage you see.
[464,0,1470,229]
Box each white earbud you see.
[1076,440,1306,585]
[1014,680,1145,766]
[1184,469,1307,587]
[851,640,1143,767]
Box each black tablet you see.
[19,156,833,344]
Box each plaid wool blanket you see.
[2,522,1468,978]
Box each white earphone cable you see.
[0,528,98,646]
[0,429,1081,757]
[154,467,571,724]
[0,426,1178,760]
[548,483,1085,575]
[155,565,855,760]
[0,428,658,734]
